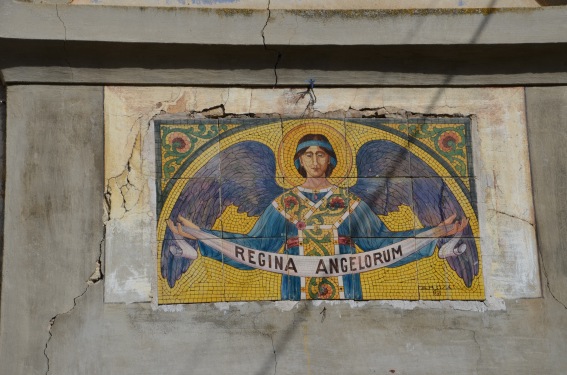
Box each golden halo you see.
[278,120,352,187]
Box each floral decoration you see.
[166,132,191,153]
[328,196,345,210]
[285,196,299,209]
[401,123,468,176]
[438,130,462,153]
[318,283,334,299]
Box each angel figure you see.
[162,131,478,301]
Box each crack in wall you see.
[155,102,468,126]
[492,209,534,227]
[92,231,106,284]
[43,287,90,375]
[347,106,468,120]
[160,103,469,121]
[261,0,281,87]
[538,250,567,310]
[222,88,230,107]
[43,318,54,374]
[105,128,144,220]
[472,329,482,374]
[441,311,482,374]
[43,229,104,375]
[170,103,281,120]
[54,4,74,81]
[270,334,278,375]
[106,89,226,297]
[251,313,279,375]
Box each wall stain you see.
[288,8,542,19]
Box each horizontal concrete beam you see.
[1,2,567,45]
[61,0,546,9]
[1,40,566,86]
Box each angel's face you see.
[299,146,330,178]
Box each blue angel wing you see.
[350,140,479,287]
[350,140,413,214]
[161,141,282,288]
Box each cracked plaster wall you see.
[104,86,539,307]
[0,86,104,375]
[0,85,5,311]
[65,0,543,8]
[35,0,540,9]
[1,85,566,375]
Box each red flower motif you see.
[284,196,299,209]
[328,196,345,209]
[438,130,462,153]
[166,131,191,153]
[296,221,306,230]
[318,283,333,299]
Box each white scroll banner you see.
[180,224,454,278]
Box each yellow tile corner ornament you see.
[156,118,483,304]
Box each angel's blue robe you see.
[199,189,436,300]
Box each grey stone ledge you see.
[1,2,567,45]
[1,41,566,85]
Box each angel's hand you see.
[440,213,457,226]
[445,217,469,237]
[434,214,469,237]
[167,219,197,240]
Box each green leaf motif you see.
[160,124,220,180]
[401,123,468,176]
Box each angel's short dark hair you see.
[293,134,337,178]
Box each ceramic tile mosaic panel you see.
[155,118,483,304]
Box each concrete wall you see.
[0,84,565,375]
[0,84,4,310]
[525,87,567,307]
[66,0,544,9]
[1,2,567,374]
[0,86,103,375]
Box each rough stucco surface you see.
[0,85,5,310]
[525,87,567,309]
[0,85,566,375]
[66,0,541,8]
[0,86,104,375]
